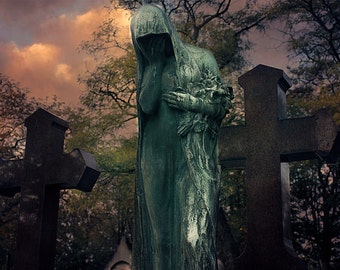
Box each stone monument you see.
[130,3,233,270]
[218,65,339,269]
[0,108,100,270]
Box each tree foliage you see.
[77,1,266,267]
[78,1,340,268]
[0,74,35,268]
[51,105,136,268]
[1,1,339,269]
[79,0,267,129]
[290,161,339,270]
[267,0,340,123]
[0,79,137,269]
[79,45,138,127]
[0,73,35,160]
[220,169,247,251]
[264,3,340,266]
[54,135,136,269]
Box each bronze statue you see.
[131,4,233,269]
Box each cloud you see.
[0,41,78,101]
[0,0,102,45]
[14,43,60,65]
[0,2,131,104]
[0,0,288,105]
[0,0,103,23]
[55,64,72,82]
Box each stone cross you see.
[218,65,339,270]
[0,108,100,270]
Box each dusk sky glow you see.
[0,0,288,105]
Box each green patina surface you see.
[131,4,233,269]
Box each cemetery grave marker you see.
[218,65,339,270]
[0,108,100,270]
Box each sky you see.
[0,0,288,105]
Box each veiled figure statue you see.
[130,3,233,270]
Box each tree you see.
[219,169,247,251]
[0,75,121,269]
[266,0,340,123]
[290,161,339,270]
[259,2,340,269]
[41,100,136,268]
[55,136,136,269]
[0,81,136,269]
[0,73,36,160]
[0,73,36,269]
[76,2,271,267]
[77,1,340,268]
[79,0,267,128]
[79,45,138,129]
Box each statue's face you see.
[137,33,174,58]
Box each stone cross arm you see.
[219,109,339,167]
[0,148,99,197]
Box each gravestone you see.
[0,108,100,270]
[218,65,339,270]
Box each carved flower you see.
[193,119,208,132]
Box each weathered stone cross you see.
[0,108,100,270]
[218,65,339,270]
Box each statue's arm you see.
[163,92,227,118]
[138,35,168,115]
[139,62,164,114]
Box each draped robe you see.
[130,4,232,269]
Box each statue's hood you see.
[131,4,171,39]
[131,4,177,65]
[131,4,199,89]
[130,4,217,91]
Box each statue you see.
[130,4,233,269]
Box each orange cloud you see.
[0,41,78,102]
[0,1,288,106]
[55,64,73,82]
[12,43,60,66]
[0,6,132,105]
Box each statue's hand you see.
[163,92,200,111]
[142,35,166,64]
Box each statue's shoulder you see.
[185,44,219,75]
